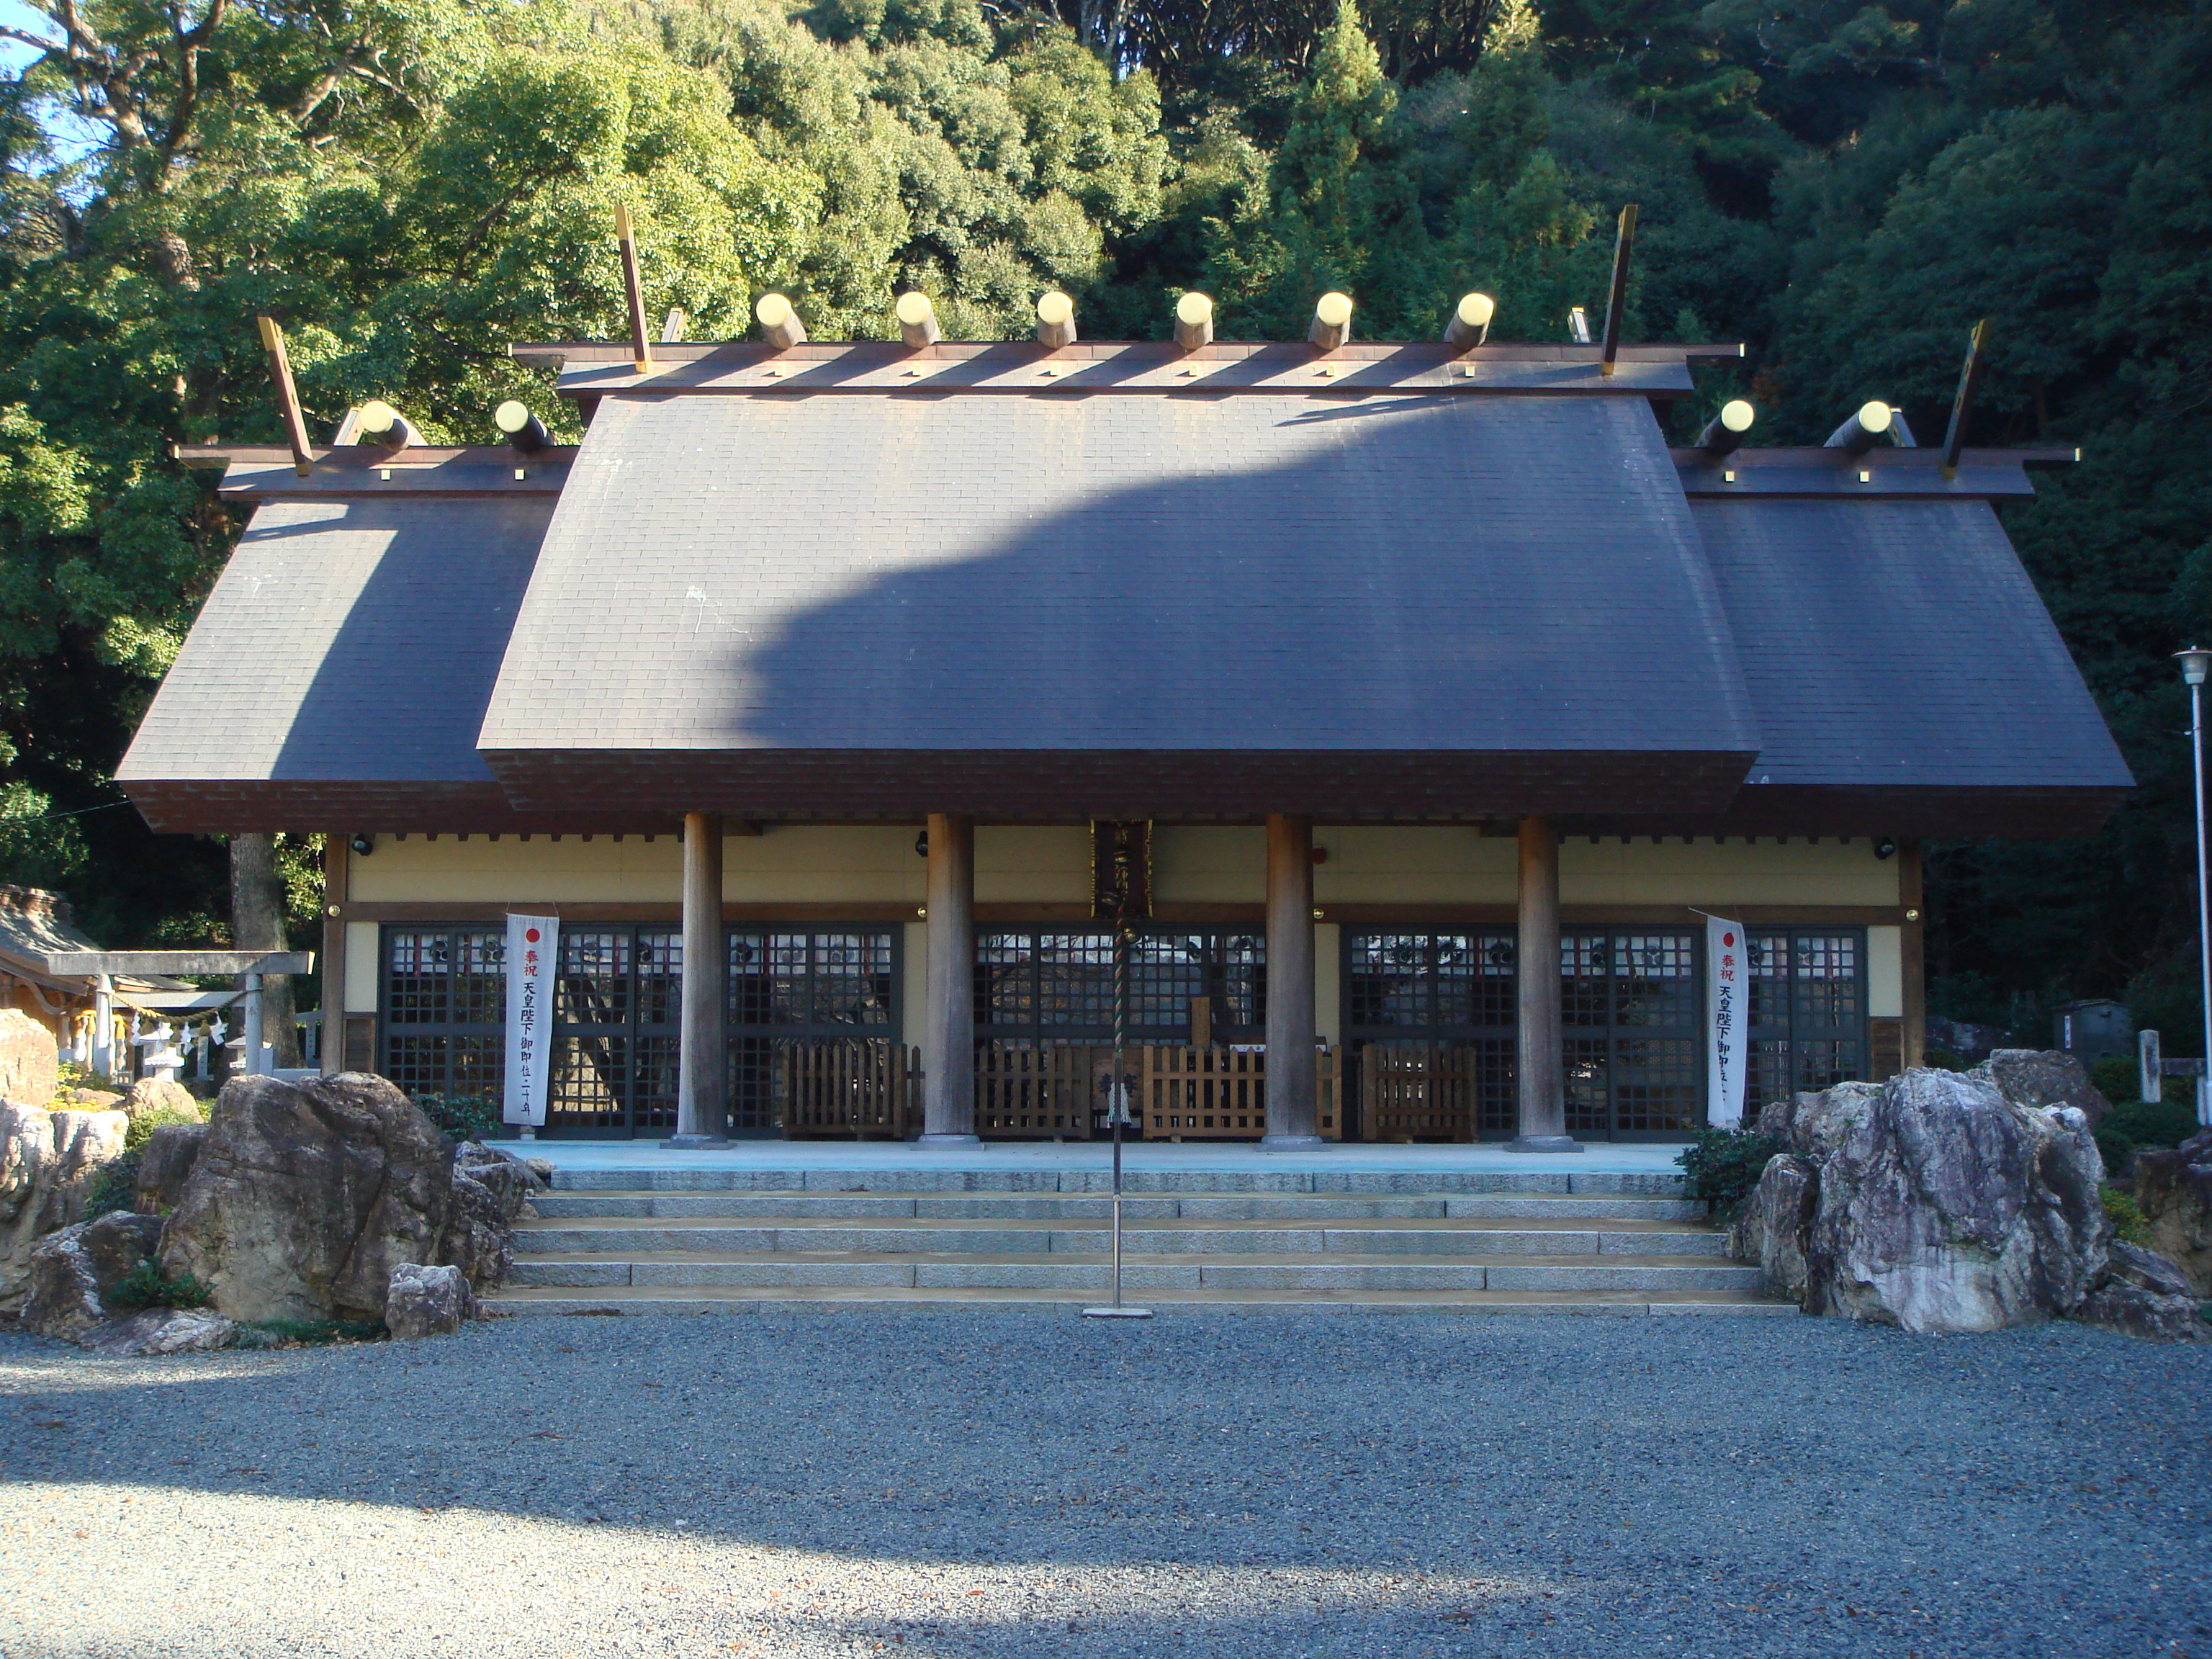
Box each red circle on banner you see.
[1722,931,1736,946]
[525,927,541,943]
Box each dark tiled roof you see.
[1690,498,2131,794]
[115,385,2133,836]
[479,392,1762,816]
[118,497,551,827]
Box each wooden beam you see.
[1263,814,1318,1143]
[256,316,315,477]
[1941,318,1992,479]
[1308,292,1353,353]
[1671,444,2069,500]
[1174,292,1213,352]
[661,306,689,344]
[1693,399,1755,456]
[1900,840,1926,1068]
[615,202,653,375]
[1826,400,1895,456]
[755,293,805,351]
[320,832,347,1077]
[1035,290,1076,350]
[43,950,314,977]
[1511,815,1574,1149]
[176,444,577,500]
[357,400,420,454]
[494,400,550,454]
[1599,203,1637,377]
[1444,292,1493,353]
[896,291,940,351]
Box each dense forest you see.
[0,0,2203,1046]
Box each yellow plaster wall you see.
[1312,827,1515,905]
[977,827,1091,905]
[347,834,683,904]
[1867,926,1904,1018]
[1559,837,1899,908]
[902,922,927,1051]
[348,827,1899,912]
[1153,827,1267,904]
[344,921,380,1012]
[1314,923,1341,1046]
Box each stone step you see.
[544,1167,1690,1197]
[481,1284,1790,1317]
[505,1249,1761,1293]
[509,1217,1730,1258]
[528,1190,1709,1223]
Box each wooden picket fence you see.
[975,1043,1102,1139]
[1359,1043,1475,1142]
[781,1039,921,1138]
[778,1040,1345,1141]
[1138,1045,1342,1141]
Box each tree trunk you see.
[230,833,300,1068]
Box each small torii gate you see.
[39,950,315,1079]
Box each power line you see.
[0,799,130,827]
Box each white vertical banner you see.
[504,913,559,1127]
[1706,914,1747,1129]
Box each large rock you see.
[1969,1049,2109,1129]
[2128,1129,2212,1296]
[2072,1242,2206,1343]
[1735,1066,2112,1332]
[386,1262,477,1339]
[438,1144,544,1292]
[1756,1081,1880,1163]
[0,1104,129,1312]
[1804,1069,2106,1331]
[21,1212,165,1339]
[1728,1154,1817,1302]
[159,1073,458,1323]
[135,1123,207,1213]
[2105,1238,2195,1299]
[123,1078,202,1122]
[0,1008,56,1106]
[77,1308,233,1355]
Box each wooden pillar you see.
[1263,813,1321,1145]
[1511,815,1578,1151]
[320,832,348,1076]
[920,813,979,1143]
[1901,839,1926,1069]
[670,811,728,1146]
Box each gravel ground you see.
[2,1311,2208,1659]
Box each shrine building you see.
[114,292,2131,1148]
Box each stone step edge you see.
[507,1249,1743,1268]
[529,1196,1709,1220]
[545,1171,1692,1197]
[513,1215,1718,1233]
[481,1289,1791,1317]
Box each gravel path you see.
[2,1311,2207,1658]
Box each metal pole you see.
[243,973,264,1076]
[91,975,112,1079]
[1087,920,1151,1318]
[2195,678,2211,1126]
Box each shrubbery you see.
[1676,1126,1784,1220]
[2101,1184,2152,1245]
[2093,1097,2201,1174]
[409,1092,503,1143]
[125,1103,200,1153]
[104,1261,214,1312]
[81,1154,140,1220]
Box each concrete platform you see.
[483,1284,1793,1316]
[506,1140,1692,1179]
